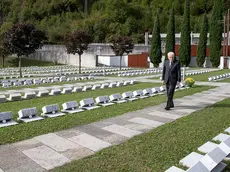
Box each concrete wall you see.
[98,55,128,67]
[29,44,149,68]
[29,43,214,68]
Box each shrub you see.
[185,78,195,87]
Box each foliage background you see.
[0,0,228,44]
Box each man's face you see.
[168,54,174,62]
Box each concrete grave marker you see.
[62,101,84,114]
[18,107,44,123]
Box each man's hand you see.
[162,81,165,85]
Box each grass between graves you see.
[53,96,230,172]
[109,74,161,78]
[0,83,212,145]
[150,69,230,81]
[0,79,103,91]
[187,69,230,82]
[217,77,230,83]
[0,57,63,68]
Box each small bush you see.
[185,77,195,87]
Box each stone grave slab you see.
[102,124,142,138]
[22,145,70,170]
[179,152,203,168]
[224,127,230,134]
[207,147,228,165]
[34,133,79,152]
[212,133,230,142]
[165,166,185,172]
[0,120,18,128]
[128,117,164,127]
[198,141,218,154]
[68,133,111,152]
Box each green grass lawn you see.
[217,77,230,83]
[186,69,230,82]
[53,96,230,172]
[150,69,230,81]
[107,74,159,77]
[0,83,212,145]
[0,79,102,91]
[0,57,62,68]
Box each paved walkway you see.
[0,82,230,172]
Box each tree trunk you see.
[79,54,81,74]
[19,56,22,77]
[120,56,122,70]
[2,56,4,68]
[84,0,88,14]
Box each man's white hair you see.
[167,52,175,58]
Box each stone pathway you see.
[0,82,230,172]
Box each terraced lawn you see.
[53,95,230,172]
[0,83,212,145]
[217,77,230,83]
[0,57,62,67]
[150,69,230,82]
[0,79,103,91]
[186,69,230,82]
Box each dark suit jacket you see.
[162,59,181,85]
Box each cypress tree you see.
[179,0,191,66]
[209,0,223,67]
[166,8,175,55]
[197,13,208,67]
[150,11,162,68]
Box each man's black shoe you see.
[170,104,174,108]
[165,107,170,110]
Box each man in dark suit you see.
[162,52,181,110]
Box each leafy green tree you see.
[179,0,191,67]
[110,35,134,70]
[64,30,92,73]
[209,0,223,67]
[3,23,47,77]
[0,0,219,44]
[0,41,9,67]
[174,0,183,15]
[166,8,175,55]
[197,13,208,67]
[150,11,162,68]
